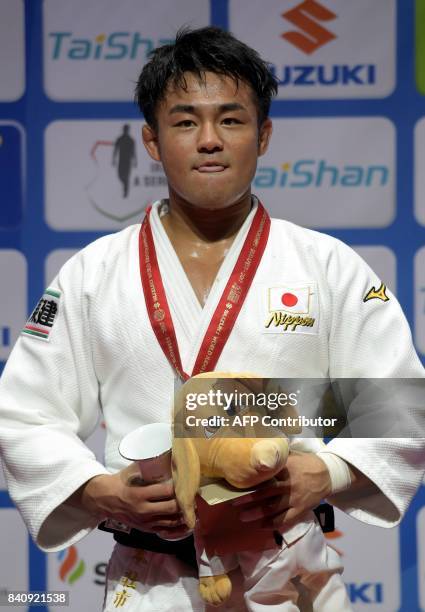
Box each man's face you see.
[142,71,272,210]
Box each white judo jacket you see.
[0,199,424,555]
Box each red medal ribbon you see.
[139,202,270,380]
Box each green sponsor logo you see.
[416,0,425,93]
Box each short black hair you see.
[135,26,277,129]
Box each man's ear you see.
[258,118,272,157]
[142,124,161,162]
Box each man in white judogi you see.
[0,26,425,611]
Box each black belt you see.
[314,503,335,533]
[98,521,198,569]
[98,503,334,568]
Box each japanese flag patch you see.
[262,283,319,335]
[22,288,61,342]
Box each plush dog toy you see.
[171,373,353,611]
[172,372,291,606]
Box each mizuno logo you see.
[282,0,337,54]
[363,282,390,303]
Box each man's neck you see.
[158,193,254,306]
[161,193,253,244]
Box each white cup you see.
[119,422,172,483]
[118,422,192,541]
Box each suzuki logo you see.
[282,0,337,54]
[347,583,383,604]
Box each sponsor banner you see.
[47,530,113,612]
[45,121,169,230]
[229,0,395,99]
[0,509,29,595]
[414,118,425,226]
[330,508,399,610]
[418,505,425,609]
[254,117,395,228]
[416,0,425,95]
[0,122,25,229]
[43,0,209,101]
[353,246,397,295]
[414,247,425,354]
[0,250,27,361]
[0,0,25,101]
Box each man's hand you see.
[66,464,191,539]
[232,452,332,527]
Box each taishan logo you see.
[57,546,85,584]
[282,0,337,54]
[254,160,389,189]
[48,32,173,62]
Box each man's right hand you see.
[67,465,191,539]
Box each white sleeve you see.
[0,251,109,551]
[321,239,425,527]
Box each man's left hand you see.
[232,452,332,528]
